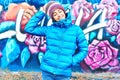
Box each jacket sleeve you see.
[72,26,88,66]
[24,11,48,36]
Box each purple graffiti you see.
[84,39,119,70]
[106,19,120,35]
[71,0,94,26]
[25,34,46,54]
[98,0,118,19]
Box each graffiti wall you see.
[0,0,120,73]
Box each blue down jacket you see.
[25,11,88,76]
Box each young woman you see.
[24,1,88,80]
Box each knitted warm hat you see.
[44,1,65,18]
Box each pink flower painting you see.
[84,39,119,70]
[106,19,120,35]
[25,34,46,54]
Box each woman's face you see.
[52,9,66,21]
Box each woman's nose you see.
[57,14,61,17]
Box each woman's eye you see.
[53,13,57,16]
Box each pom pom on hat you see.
[44,1,65,18]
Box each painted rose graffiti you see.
[97,0,118,19]
[84,39,119,70]
[71,0,94,26]
[106,19,120,35]
[25,34,46,54]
